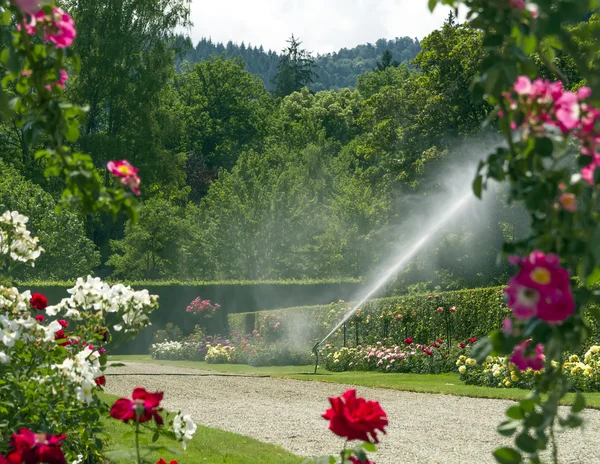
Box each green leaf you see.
[361,442,377,452]
[493,447,523,464]
[428,0,437,12]
[109,362,126,367]
[506,406,524,420]
[497,420,519,437]
[473,174,483,199]
[572,393,586,413]
[152,430,160,442]
[585,267,600,287]
[515,433,537,453]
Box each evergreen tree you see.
[375,49,401,71]
[272,35,318,97]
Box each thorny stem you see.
[340,441,347,464]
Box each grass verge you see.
[109,355,600,409]
[98,392,302,464]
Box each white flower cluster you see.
[0,287,38,352]
[0,286,31,315]
[149,340,199,360]
[0,211,43,266]
[53,347,103,404]
[173,412,197,450]
[46,276,158,332]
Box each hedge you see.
[21,280,364,354]
[230,286,600,350]
[228,287,511,348]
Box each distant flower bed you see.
[149,330,313,367]
[457,346,600,392]
[321,337,479,374]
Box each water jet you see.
[312,190,473,374]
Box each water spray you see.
[311,191,473,374]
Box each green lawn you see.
[99,392,302,464]
[109,355,600,409]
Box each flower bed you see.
[456,346,600,392]
[322,337,479,374]
[150,331,313,366]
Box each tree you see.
[174,57,272,199]
[374,50,400,71]
[0,163,100,280]
[272,35,318,97]
[106,197,194,279]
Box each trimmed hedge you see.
[229,287,511,347]
[230,286,600,350]
[22,280,364,354]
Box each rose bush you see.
[0,210,159,461]
[323,337,478,374]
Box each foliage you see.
[0,211,159,462]
[272,35,318,98]
[322,338,474,374]
[427,0,600,462]
[229,287,512,347]
[182,36,421,92]
[0,162,100,280]
[457,346,600,393]
[153,323,183,344]
[107,197,196,280]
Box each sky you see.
[187,0,457,55]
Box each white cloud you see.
[188,0,457,54]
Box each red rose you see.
[424,349,433,356]
[436,307,444,313]
[57,320,68,328]
[322,389,388,443]
[469,337,478,344]
[0,455,10,464]
[7,428,66,464]
[404,337,413,345]
[95,376,106,387]
[156,460,178,464]
[35,315,45,322]
[449,306,457,313]
[54,330,69,346]
[110,387,164,424]
[349,457,375,464]
[427,295,433,300]
[30,292,48,311]
[460,343,466,349]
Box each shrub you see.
[152,323,183,343]
[456,346,600,392]
[322,338,476,374]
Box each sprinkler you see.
[308,191,473,375]
[312,341,320,374]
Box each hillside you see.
[181,36,421,91]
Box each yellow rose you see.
[466,358,477,367]
[485,356,493,364]
[458,365,467,374]
[493,370,501,378]
[569,355,580,363]
[504,380,511,387]
[511,374,518,382]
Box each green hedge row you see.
[230,286,600,349]
[22,281,364,354]
[228,287,510,347]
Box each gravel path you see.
[105,362,600,464]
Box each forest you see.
[0,3,588,291]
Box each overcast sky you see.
[187,0,456,54]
